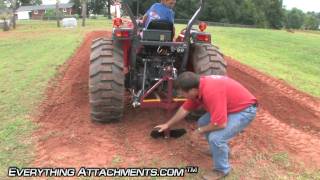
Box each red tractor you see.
[89,0,226,122]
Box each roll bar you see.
[180,0,204,71]
[184,0,204,45]
[121,2,138,35]
[120,0,205,71]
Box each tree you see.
[0,0,7,8]
[0,10,11,31]
[239,0,256,25]
[304,12,320,30]
[139,0,157,16]
[81,0,87,26]
[106,0,110,19]
[9,0,18,29]
[175,0,198,20]
[265,0,283,29]
[222,0,242,23]
[71,0,88,25]
[201,0,227,22]
[1,0,12,31]
[88,0,106,15]
[124,0,306,29]
[2,0,43,30]
[136,0,139,17]
[16,0,41,6]
[19,0,31,5]
[71,0,81,15]
[287,8,304,29]
[31,0,42,5]
[43,9,55,19]
[56,0,60,27]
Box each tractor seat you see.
[142,20,173,41]
[147,20,173,31]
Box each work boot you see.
[201,170,229,180]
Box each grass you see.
[111,155,123,165]
[0,20,319,178]
[271,152,291,168]
[0,19,111,177]
[207,26,320,97]
[176,24,320,97]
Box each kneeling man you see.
[155,72,258,179]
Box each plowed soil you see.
[33,31,320,176]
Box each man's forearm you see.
[199,122,226,134]
[166,107,190,127]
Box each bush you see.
[73,14,79,19]
[43,9,67,20]
[43,9,56,20]
[1,19,10,31]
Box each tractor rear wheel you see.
[191,44,227,75]
[89,38,124,122]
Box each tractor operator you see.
[142,0,176,29]
[155,72,258,179]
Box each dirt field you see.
[32,31,320,177]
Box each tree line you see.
[69,0,320,30]
[1,0,320,30]
[124,0,319,30]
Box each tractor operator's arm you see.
[155,107,190,132]
[142,14,148,24]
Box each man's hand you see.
[136,19,144,27]
[189,128,206,145]
[153,107,190,133]
[154,123,169,132]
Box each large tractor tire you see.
[191,44,227,75]
[89,38,124,123]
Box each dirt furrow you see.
[226,56,320,116]
[226,57,320,134]
[257,109,320,167]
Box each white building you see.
[16,11,30,20]
[15,3,74,20]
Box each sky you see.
[42,0,320,13]
[283,0,320,12]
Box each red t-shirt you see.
[182,75,257,126]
